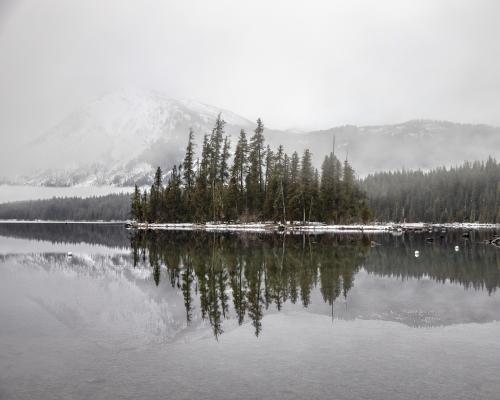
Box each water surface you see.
[0,223,499,399]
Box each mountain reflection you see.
[0,222,129,248]
[1,224,499,339]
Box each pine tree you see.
[231,129,249,216]
[219,136,231,185]
[287,151,301,221]
[247,119,266,215]
[209,115,225,183]
[154,166,163,191]
[263,145,276,220]
[147,167,163,222]
[131,184,142,221]
[300,149,314,223]
[320,153,340,223]
[209,114,226,221]
[264,145,274,194]
[340,159,356,222]
[183,129,196,191]
[165,165,183,221]
[182,129,196,221]
[310,169,320,221]
[193,134,211,222]
[141,189,149,222]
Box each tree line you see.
[131,115,371,224]
[0,194,131,221]
[361,157,500,223]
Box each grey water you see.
[0,223,499,400]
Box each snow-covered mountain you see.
[13,90,500,186]
[21,90,255,186]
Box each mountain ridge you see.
[6,90,500,186]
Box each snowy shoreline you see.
[126,221,500,233]
[0,219,497,233]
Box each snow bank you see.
[128,221,500,233]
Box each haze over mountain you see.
[3,90,499,187]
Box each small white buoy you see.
[414,250,420,258]
[454,246,459,252]
[67,251,73,257]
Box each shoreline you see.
[0,219,497,233]
[126,221,500,233]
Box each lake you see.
[0,223,499,400]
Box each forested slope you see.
[361,157,499,223]
[0,193,131,221]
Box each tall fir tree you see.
[287,151,302,221]
[300,149,314,223]
[247,119,266,216]
[131,184,142,221]
[193,134,212,222]
[183,129,196,191]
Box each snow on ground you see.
[129,221,500,233]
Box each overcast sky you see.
[1,0,500,149]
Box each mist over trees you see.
[0,194,131,221]
[1,117,497,225]
[361,157,500,223]
[132,115,371,224]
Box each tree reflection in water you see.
[130,230,500,338]
[131,231,369,338]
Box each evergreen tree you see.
[320,154,338,222]
[141,189,149,222]
[165,165,183,221]
[219,136,231,185]
[183,129,196,191]
[209,114,226,221]
[287,151,302,221]
[247,119,266,216]
[193,134,211,222]
[231,129,249,217]
[300,149,314,223]
[131,184,142,221]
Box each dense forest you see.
[0,118,497,224]
[361,157,500,223]
[0,194,131,221]
[132,115,371,224]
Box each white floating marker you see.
[67,251,73,257]
[454,246,459,252]
[414,250,420,258]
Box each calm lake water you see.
[0,223,499,400]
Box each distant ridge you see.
[9,90,500,186]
